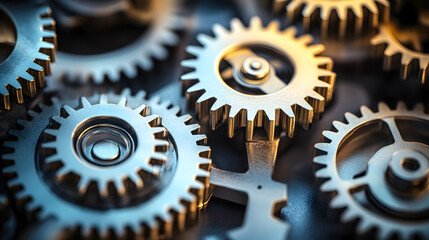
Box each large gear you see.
[0,1,56,110]
[181,17,336,141]
[41,95,170,199]
[314,102,429,239]
[371,23,429,84]
[53,0,184,84]
[2,90,211,238]
[285,0,389,38]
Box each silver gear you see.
[285,0,390,38]
[314,102,429,239]
[2,90,211,238]
[53,0,184,84]
[0,1,56,110]
[41,95,170,199]
[181,17,336,141]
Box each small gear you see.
[2,90,211,238]
[285,0,389,38]
[181,17,336,141]
[314,102,429,239]
[0,1,56,110]
[53,0,184,84]
[41,95,170,199]
[371,23,429,84]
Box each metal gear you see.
[371,23,429,84]
[285,0,389,38]
[181,17,336,141]
[53,0,184,84]
[41,95,170,199]
[0,1,56,110]
[314,102,429,239]
[2,90,211,238]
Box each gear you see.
[314,102,429,239]
[2,90,211,238]
[285,0,389,38]
[53,0,184,84]
[181,17,336,141]
[41,95,170,199]
[371,23,429,84]
[0,1,56,110]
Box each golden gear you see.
[181,17,336,141]
[371,23,429,84]
[285,0,390,38]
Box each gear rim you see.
[314,102,429,240]
[2,90,211,238]
[181,16,336,141]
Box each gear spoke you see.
[383,117,404,143]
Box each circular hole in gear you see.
[218,45,294,95]
[73,117,137,166]
[401,158,421,172]
[0,6,17,64]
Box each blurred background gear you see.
[50,0,184,84]
[285,0,389,39]
[181,17,335,141]
[2,91,211,239]
[0,0,56,110]
[0,193,15,240]
[315,102,429,239]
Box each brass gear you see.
[371,23,429,84]
[181,17,336,141]
[285,0,390,38]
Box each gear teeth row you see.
[371,24,429,84]
[41,96,170,199]
[181,17,336,141]
[286,0,389,39]
[314,101,429,240]
[2,89,212,239]
[0,3,56,110]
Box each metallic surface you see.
[314,102,429,239]
[285,0,389,38]
[181,17,336,141]
[2,91,211,238]
[0,1,56,110]
[52,0,184,84]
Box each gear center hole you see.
[402,158,421,172]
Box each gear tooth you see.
[43,128,58,137]
[360,105,373,116]
[181,71,198,81]
[267,20,279,31]
[41,141,57,150]
[151,44,168,60]
[212,23,228,37]
[62,105,76,115]
[341,208,357,223]
[187,123,201,133]
[151,127,167,136]
[384,45,399,57]
[308,44,326,55]
[179,114,192,124]
[186,46,203,57]
[135,90,146,100]
[181,59,197,69]
[377,102,390,112]
[16,119,29,128]
[332,120,347,131]
[44,154,60,164]
[8,129,22,138]
[396,101,407,111]
[51,116,64,125]
[2,141,17,150]
[283,27,297,37]
[315,142,330,152]
[370,33,385,46]
[134,104,149,115]
[99,94,108,104]
[198,146,211,158]
[356,218,373,235]
[230,18,245,31]
[344,112,358,124]
[29,62,43,72]
[362,2,379,16]
[377,228,395,240]
[330,194,348,208]
[413,103,425,113]
[320,179,337,192]
[315,167,330,178]
[196,34,214,47]
[313,155,327,165]
[114,179,125,196]
[302,3,317,18]
[186,83,204,94]
[130,173,143,188]
[321,130,336,141]
[118,97,127,107]
[194,134,207,144]
[249,16,263,28]
[297,35,313,45]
